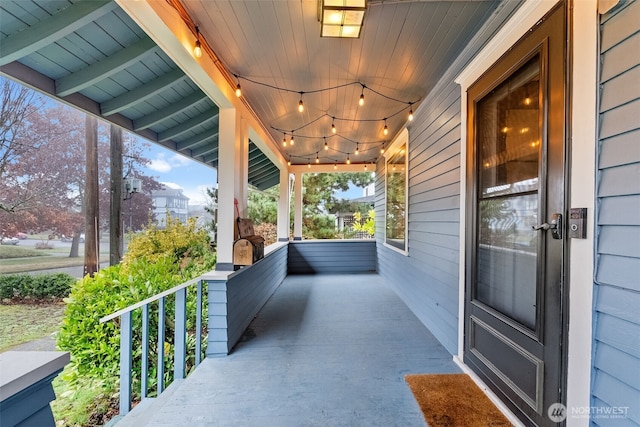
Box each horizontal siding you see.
[207,244,287,355]
[594,0,640,424]
[288,241,376,274]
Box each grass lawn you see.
[0,245,49,259]
[0,301,66,352]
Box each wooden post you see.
[109,125,123,265]
[84,115,99,277]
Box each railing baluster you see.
[141,304,149,399]
[195,280,202,366]
[157,297,165,394]
[174,288,187,379]
[119,311,132,415]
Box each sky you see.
[140,140,217,206]
[137,138,368,204]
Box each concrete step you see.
[105,379,185,427]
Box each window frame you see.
[383,128,409,255]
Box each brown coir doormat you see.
[405,373,513,427]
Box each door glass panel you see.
[475,54,540,329]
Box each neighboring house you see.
[151,187,189,226]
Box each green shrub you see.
[57,218,216,395]
[0,272,74,300]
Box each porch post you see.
[277,168,290,241]
[217,108,248,271]
[293,172,303,240]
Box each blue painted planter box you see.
[0,351,70,427]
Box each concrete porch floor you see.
[121,273,460,426]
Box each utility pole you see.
[84,115,99,277]
[110,125,123,265]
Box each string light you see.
[408,103,414,121]
[380,142,385,154]
[307,159,311,168]
[334,163,337,170]
[287,156,291,166]
[282,133,287,147]
[346,154,351,165]
[355,143,359,155]
[315,152,320,163]
[359,84,365,106]
[364,163,367,171]
[324,137,329,151]
[298,93,304,113]
[235,80,242,97]
[331,119,337,134]
[193,26,202,58]
[383,119,389,136]
[290,131,295,146]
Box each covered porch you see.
[115,271,459,426]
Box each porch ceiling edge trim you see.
[115,0,286,170]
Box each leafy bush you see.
[57,216,215,396]
[0,272,74,300]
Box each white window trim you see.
[383,128,409,256]
[454,1,597,426]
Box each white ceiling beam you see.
[289,163,373,173]
[0,1,117,66]
[101,68,186,116]
[158,111,217,142]
[134,91,209,130]
[56,36,158,97]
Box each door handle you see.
[532,213,562,239]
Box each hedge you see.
[0,272,75,300]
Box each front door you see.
[464,4,566,426]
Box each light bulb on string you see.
[346,154,351,165]
[383,119,389,136]
[298,93,304,113]
[408,104,414,121]
[315,152,320,163]
[307,159,311,168]
[287,156,291,166]
[364,163,368,171]
[331,119,337,134]
[355,143,359,155]
[359,85,365,106]
[380,143,385,154]
[290,131,294,146]
[235,82,242,97]
[193,26,202,58]
[324,138,329,151]
[282,133,287,147]
[334,163,337,170]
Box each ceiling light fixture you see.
[319,0,367,39]
[193,26,202,58]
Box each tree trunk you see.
[84,115,99,277]
[109,125,123,265]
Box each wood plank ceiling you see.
[1,0,504,187]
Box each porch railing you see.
[99,276,207,416]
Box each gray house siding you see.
[593,0,640,425]
[374,1,522,356]
[288,240,376,274]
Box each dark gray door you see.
[464,4,566,426]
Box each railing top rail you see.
[100,276,203,324]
